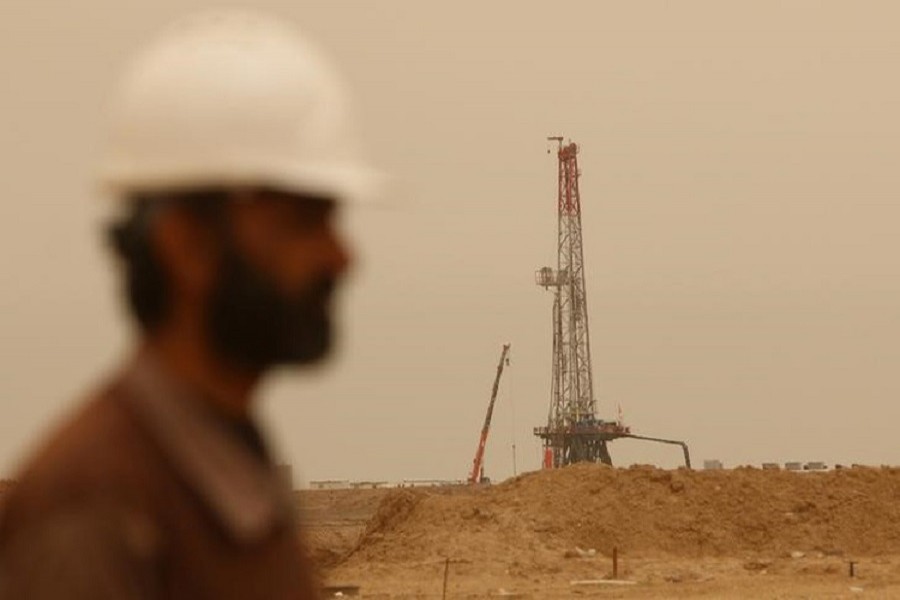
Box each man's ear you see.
[150,208,218,302]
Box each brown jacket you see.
[0,356,319,599]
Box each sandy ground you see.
[300,465,900,598]
[324,554,900,598]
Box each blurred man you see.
[0,10,378,599]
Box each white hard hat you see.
[99,9,381,203]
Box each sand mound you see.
[343,464,900,568]
[361,489,424,539]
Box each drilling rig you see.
[534,137,691,469]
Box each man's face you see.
[205,189,352,371]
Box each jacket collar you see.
[121,353,294,544]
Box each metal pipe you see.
[622,434,692,469]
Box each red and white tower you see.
[534,137,629,468]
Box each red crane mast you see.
[468,343,512,484]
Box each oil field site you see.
[294,139,900,599]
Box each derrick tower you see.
[534,137,629,468]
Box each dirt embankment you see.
[340,464,900,569]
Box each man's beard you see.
[206,246,338,372]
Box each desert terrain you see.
[302,464,900,598]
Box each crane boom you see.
[468,343,511,484]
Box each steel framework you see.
[534,137,691,470]
[533,138,627,467]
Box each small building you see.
[401,479,461,488]
[784,462,803,471]
[761,462,781,470]
[703,459,724,470]
[309,480,350,490]
[350,481,389,489]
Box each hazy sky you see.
[2,1,900,484]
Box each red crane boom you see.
[468,343,512,484]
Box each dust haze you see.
[2,1,899,484]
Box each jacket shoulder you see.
[0,383,169,598]
[2,382,169,524]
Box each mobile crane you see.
[468,343,511,484]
